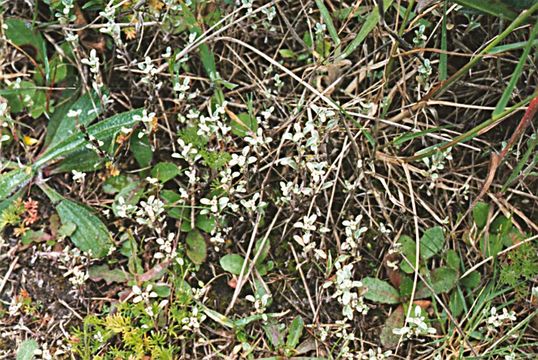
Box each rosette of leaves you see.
[361,226,482,347]
[0,88,143,257]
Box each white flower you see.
[487,306,517,330]
[67,109,82,118]
[393,305,436,339]
[132,284,158,304]
[71,170,86,183]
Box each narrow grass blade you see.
[315,0,341,55]
[439,0,448,80]
[453,0,519,20]
[493,21,538,116]
[341,0,395,59]
[501,131,538,192]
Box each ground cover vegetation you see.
[0,0,537,359]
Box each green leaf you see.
[494,21,538,115]
[449,290,464,318]
[102,175,131,194]
[380,305,405,348]
[220,254,246,275]
[231,113,258,137]
[315,0,341,48]
[399,235,417,274]
[154,284,171,297]
[88,264,129,284]
[453,0,522,21]
[34,108,143,169]
[5,18,47,63]
[186,229,207,264]
[195,214,216,233]
[341,0,394,59]
[3,80,36,113]
[45,91,103,148]
[21,230,46,245]
[286,315,304,350]
[112,182,144,218]
[445,249,460,271]
[279,49,297,59]
[16,339,39,360]
[255,238,271,265]
[130,131,153,168]
[461,271,481,289]
[416,267,458,298]
[39,184,113,258]
[473,202,490,229]
[0,167,33,201]
[420,226,445,260]
[151,162,181,183]
[362,277,400,304]
[161,190,189,221]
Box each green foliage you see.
[150,162,181,183]
[40,184,113,258]
[185,229,207,264]
[16,339,39,360]
[499,242,538,297]
[362,277,400,304]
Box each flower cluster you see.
[325,262,368,320]
[393,305,436,339]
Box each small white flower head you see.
[132,284,158,304]
[72,170,86,183]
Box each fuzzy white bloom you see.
[487,307,517,330]
[81,49,100,73]
[329,263,368,319]
[132,284,158,304]
[393,305,436,339]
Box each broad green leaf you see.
[195,214,216,233]
[89,264,129,284]
[160,190,190,221]
[449,290,464,318]
[416,266,458,298]
[231,112,258,137]
[445,249,460,271]
[0,167,33,201]
[130,131,153,168]
[279,49,297,58]
[286,315,304,350]
[16,339,39,360]
[21,230,46,245]
[39,184,113,258]
[5,18,47,63]
[102,175,131,194]
[362,277,400,304]
[255,238,271,265]
[420,226,445,260]
[472,202,490,229]
[263,321,285,349]
[220,254,246,275]
[380,305,405,348]
[399,235,417,274]
[34,108,143,168]
[45,91,103,148]
[151,162,181,183]
[3,80,36,113]
[112,182,144,218]
[154,284,171,297]
[186,229,207,264]
[461,271,481,289]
